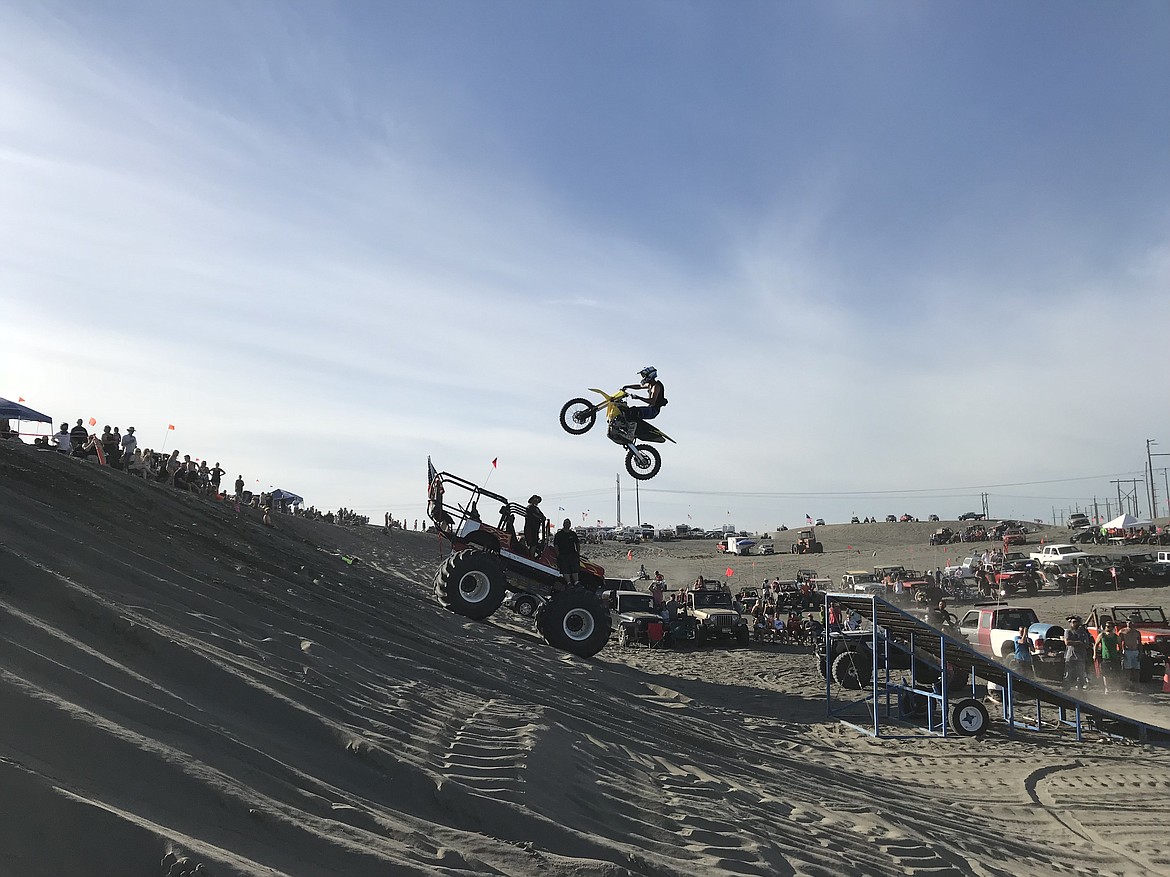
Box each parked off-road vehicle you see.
[682,589,751,647]
[427,461,611,657]
[604,589,696,648]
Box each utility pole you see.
[1093,496,1099,525]
[615,474,621,527]
[1111,478,1143,518]
[1149,442,1170,519]
[1147,439,1158,520]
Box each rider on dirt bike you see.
[615,366,666,439]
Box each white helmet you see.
[638,365,658,382]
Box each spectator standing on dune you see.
[121,426,138,461]
[209,462,224,495]
[52,423,72,454]
[234,475,244,501]
[69,419,88,457]
[166,450,181,485]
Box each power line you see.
[637,471,1146,499]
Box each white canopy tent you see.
[1102,513,1152,529]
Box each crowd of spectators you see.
[5,415,378,530]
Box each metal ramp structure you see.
[823,593,1170,745]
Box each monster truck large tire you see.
[625,445,662,480]
[831,651,872,689]
[433,550,507,620]
[536,589,612,657]
[559,398,597,435]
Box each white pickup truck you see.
[1029,544,1089,567]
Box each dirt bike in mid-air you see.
[559,388,675,480]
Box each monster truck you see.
[427,463,611,657]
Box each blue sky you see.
[4,1,1168,531]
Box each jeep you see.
[427,461,611,657]
[683,589,751,647]
[604,589,688,648]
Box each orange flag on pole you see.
[626,550,633,560]
[168,424,175,430]
[88,417,96,426]
[18,396,25,402]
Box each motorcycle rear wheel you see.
[626,444,662,480]
[559,398,597,435]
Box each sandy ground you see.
[2,441,1170,877]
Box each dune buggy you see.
[427,460,612,657]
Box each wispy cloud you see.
[3,2,1167,527]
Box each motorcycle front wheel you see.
[559,398,597,435]
[625,444,662,480]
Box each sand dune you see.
[2,442,1169,877]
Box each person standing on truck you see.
[1063,616,1092,690]
[553,519,580,589]
[523,495,545,555]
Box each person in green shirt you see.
[1094,620,1122,694]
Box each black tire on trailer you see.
[536,589,612,657]
[950,698,990,736]
[813,542,823,553]
[735,626,751,648]
[625,444,662,480]
[559,398,597,435]
[513,595,538,618]
[831,651,871,689]
[433,550,507,620]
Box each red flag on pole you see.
[18,397,25,402]
[626,550,633,560]
[168,424,176,430]
[725,568,734,577]
[491,457,497,468]
[88,417,96,426]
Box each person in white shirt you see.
[51,423,72,454]
[121,426,138,459]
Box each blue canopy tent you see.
[0,397,52,440]
[269,488,304,509]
